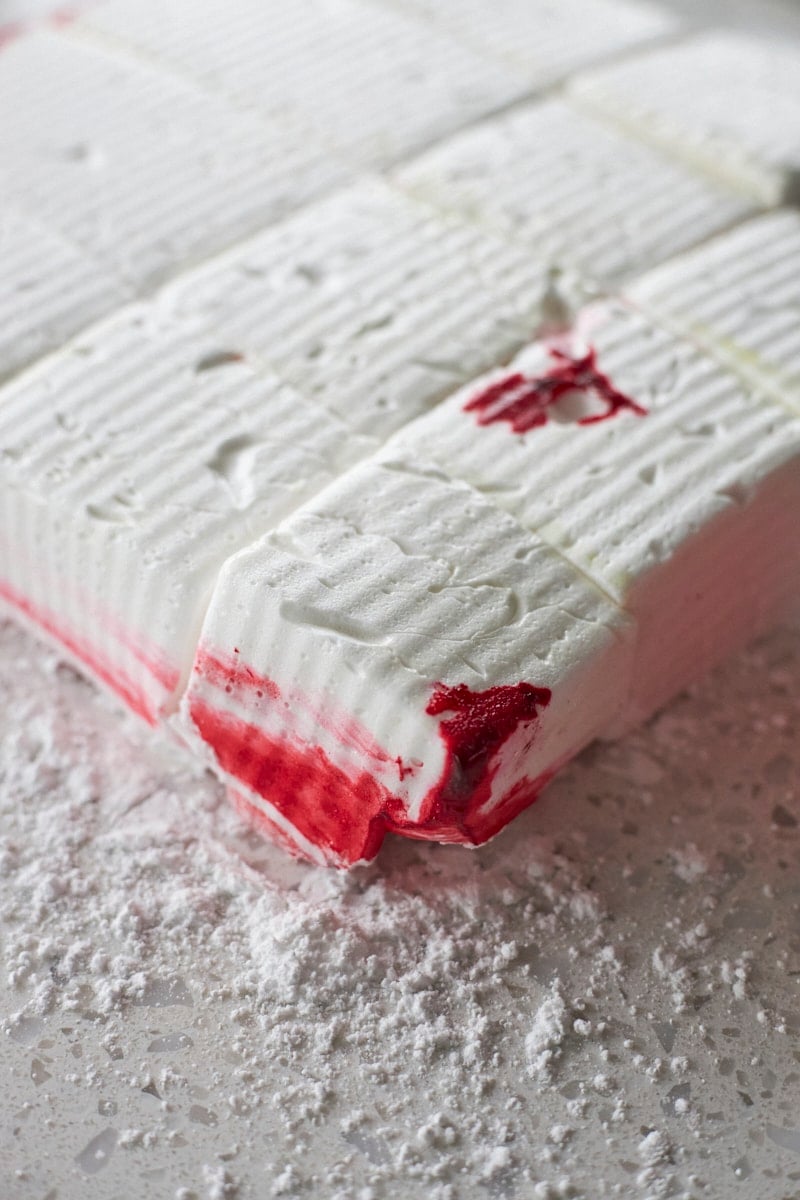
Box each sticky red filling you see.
[189,698,395,864]
[414,681,552,840]
[189,652,553,864]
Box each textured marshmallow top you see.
[162,180,553,439]
[79,0,526,167]
[377,0,675,82]
[0,28,348,291]
[570,30,800,206]
[388,301,800,602]
[626,211,800,415]
[394,98,753,287]
[0,204,128,384]
[385,298,800,729]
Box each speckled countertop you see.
[2,612,799,1200]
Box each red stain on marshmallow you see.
[189,646,554,865]
[188,698,397,865]
[426,682,552,784]
[0,578,178,723]
[464,346,646,434]
[192,647,411,771]
[194,648,281,701]
[418,681,552,839]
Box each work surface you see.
[2,616,799,1199]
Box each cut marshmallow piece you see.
[0,28,348,291]
[626,211,800,416]
[569,30,800,206]
[78,0,526,167]
[0,205,129,384]
[388,301,800,728]
[376,0,676,83]
[176,460,636,866]
[0,180,557,722]
[394,98,753,287]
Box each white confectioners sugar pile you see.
[0,0,799,1193]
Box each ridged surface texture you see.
[0,204,128,383]
[0,179,560,721]
[160,181,554,439]
[78,0,528,166]
[374,0,675,81]
[626,210,800,413]
[0,27,350,293]
[178,460,635,864]
[570,30,800,205]
[394,98,753,286]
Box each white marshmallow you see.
[0,11,797,869]
[377,0,675,83]
[0,28,349,291]
[570,31,800,206]
[0,181,555,722]
[626,211,800,416]
[394,98,753,287]
[161,180,555,439]
[389,301,800,728]
[79,0,526,166]
[0,204,128,384]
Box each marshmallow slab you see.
[570,31,800,206]
[177,461,636,866]
[626,212,800,415]
[389,302,800,728]
[0,181,555,722]
[0,28,348,291]
[395,98,753,287]
[79,0,526,166]
[1,10,797,869]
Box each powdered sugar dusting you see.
[1,615,800,1197]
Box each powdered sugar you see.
[525,983,569,1080]
[1,613,799,1197]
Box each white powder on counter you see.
[1,616,799,1199]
